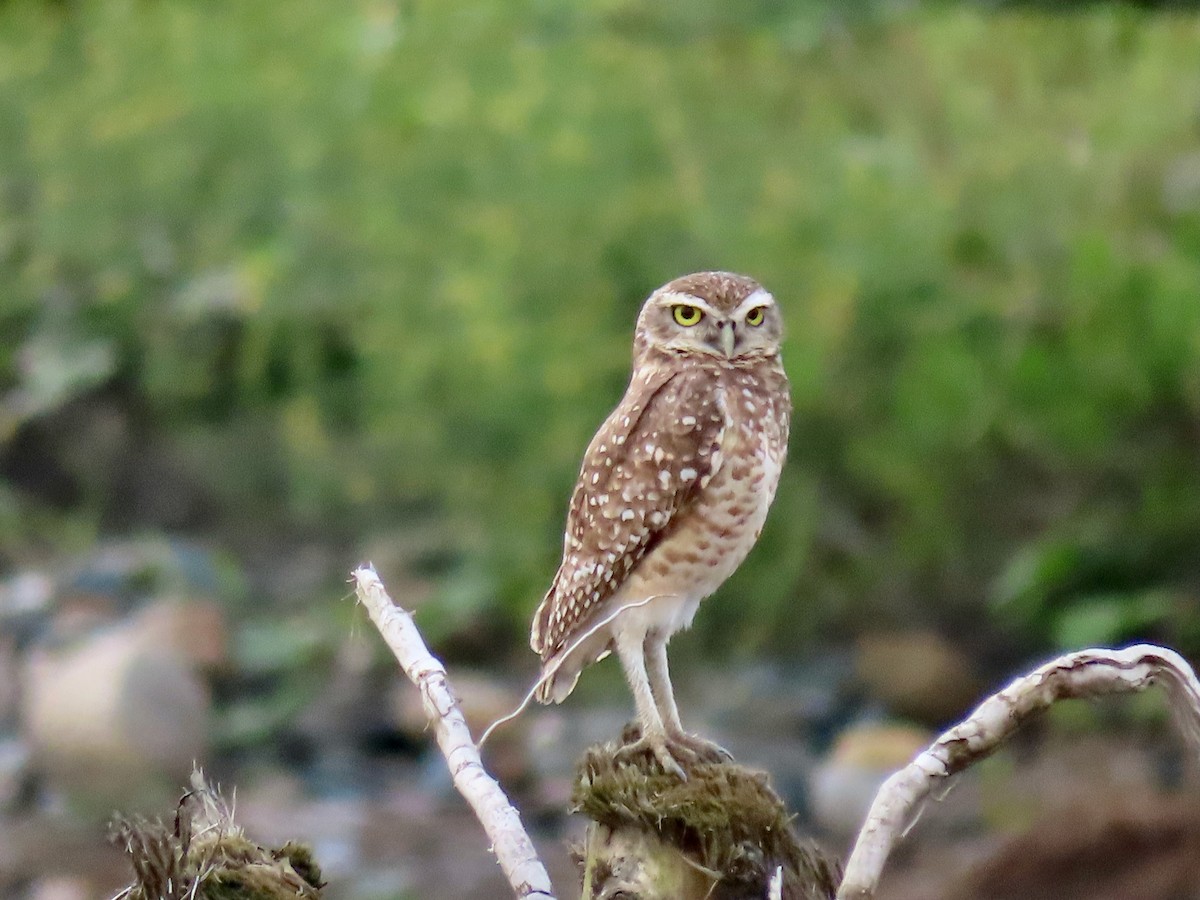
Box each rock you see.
[136,597,230,671]
[0,634,21,729]
[56,537,236,620]
[977,732,1167,829]
[20,604,210,812]
[0,735,30,812]
[294,636,381,743]
[854,630,982,724]
[952,795,1200,900]
[701,656,853,739]
[0,571,54,630]
[27,876,92,900]
[808,721,934,838]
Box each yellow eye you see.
[745,307,765,326]
[672,305,703,327]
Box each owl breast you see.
[615,364,789,637]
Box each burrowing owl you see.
[530,271,790,775]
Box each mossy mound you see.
[111,773,324,900]
[573,740,840,899]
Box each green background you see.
[2,0,1199,667]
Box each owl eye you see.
[672,304,703,327]
[745,307,766,326]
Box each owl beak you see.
[719,321,736,358]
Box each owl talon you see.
[655,745,689,781]
[615,735,689,780]
[666,740,701,762]
[668,731,733,764]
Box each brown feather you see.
[530,363,725,658]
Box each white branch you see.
[766,865,783,900]
[352,565,556,900]
[837,643,1200,900]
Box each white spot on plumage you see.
[680,467,697,482]
[621,509,635,521]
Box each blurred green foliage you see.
[1,0,1199,658]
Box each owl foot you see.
[667,730,733,764]
[615,733,689,780]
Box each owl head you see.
[633,271,782,363]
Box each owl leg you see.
[613,630,687,779]
[644,633,685,736]
[646,635,732,763]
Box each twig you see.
[766,865,783,900]
[837,643,1200,899]
[352,565,556,900]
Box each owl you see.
[530,271,790,776]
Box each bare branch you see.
[352,565,556,900]
[767,865,783,900]
[837,643,1200,900]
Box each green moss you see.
[111,777,324,900]
[573,741,839,899]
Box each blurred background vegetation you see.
[4,1,1200,896]
[2,0,1200,676]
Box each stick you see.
[767,865,783,900]
[352,565,556,900]
[837,644,1200,899]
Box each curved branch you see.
[837,644,1200,899]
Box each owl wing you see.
[531,366,726,659]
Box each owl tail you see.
[534,658,583,705]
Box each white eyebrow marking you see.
[732,289,775,317]
[652,290,721,317]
